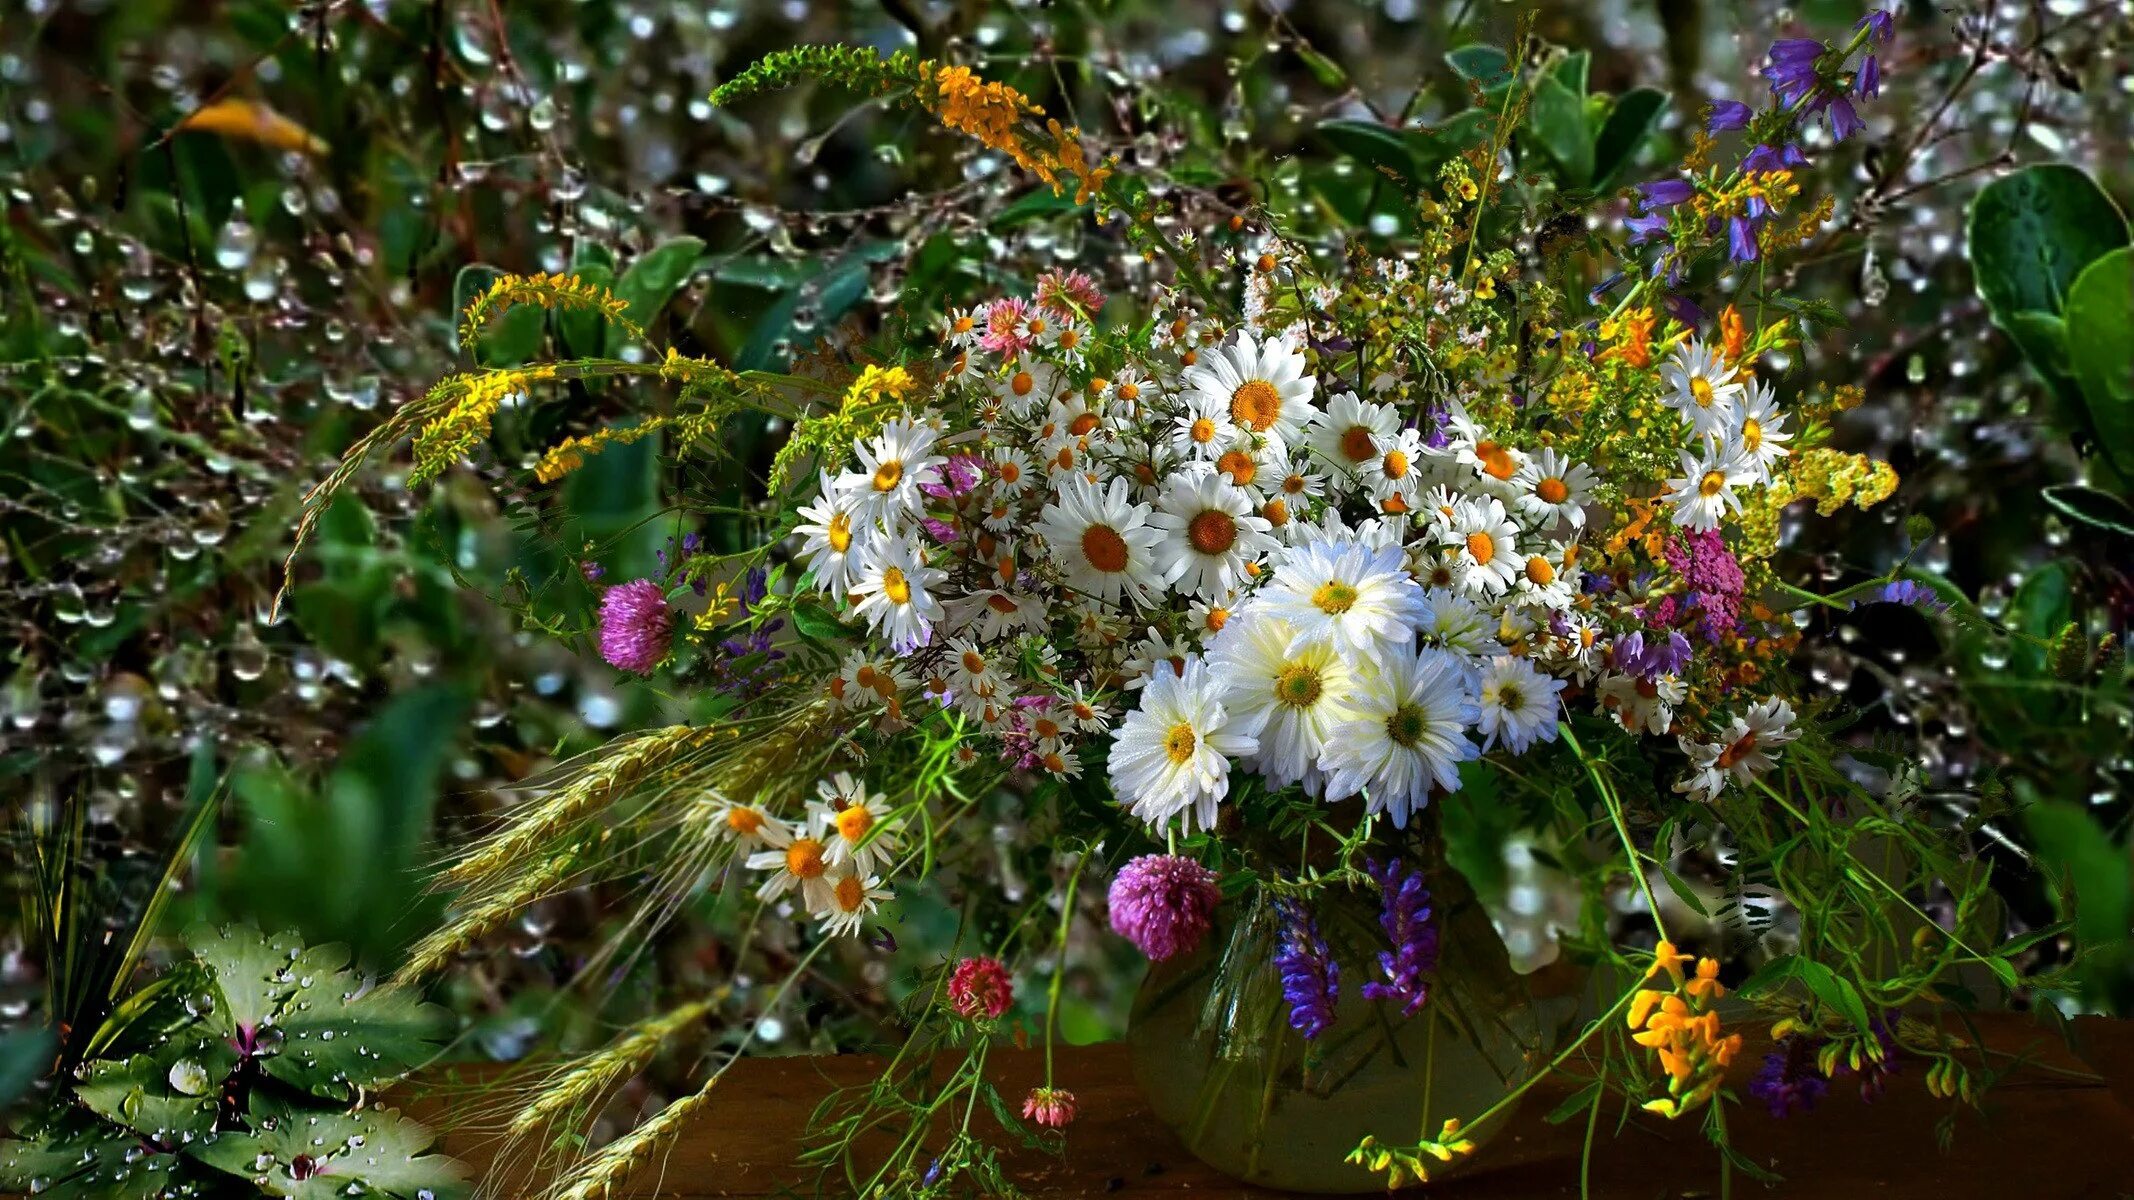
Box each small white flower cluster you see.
[1656,338,1793,533]
[788,273,1801,830]
[715,773,899,936]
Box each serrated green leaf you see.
[0,1113,198,1198]
[74,1034,235,1140]
[265,981,450,1098]
[191,923,311,1036]
[190,1105,464,1200]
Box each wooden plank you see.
[426,1013,2134,1197]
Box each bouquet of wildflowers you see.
[283,9,2086,1195]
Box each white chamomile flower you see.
[1149,472,1279,599]
[1663,447,1757,533]
[1418,587,1494,655]
[808,772,901,873]
[1261,536,1427,660]
[1440,497,1523,596]
[1049,320,1090,365]
[940,306,982,348]
[1209,611,1357,792]
[1187,595,1239,644]
[1596,671,1686,736]
[1122,626,1195,689]
[817,869,893,937]
[988,445,1036,496]
[1660,337,1744,442]
[1170,388,1241,462]
[1058,683,1114,733]
[747,832,837,910]
[1473,655,1566,753]
[832,652,911,714]
[996,356,1065,418]
[1320,647,1479,828]
[1308,390,1399,480]
[948,637,1007,699]
[840,415,945,525]
[1181,331,1319,453]
[795,472,869,597]
[1106,365,1155,418]
[1512,542,1577,609]
[710,798,790,851]
[1728,378,1792,480]
[1035,475,1167,608]
[1363,427,1429,514]
[1107,656,1257,834]
[955,587,1044,641]
[849,535,948,651]
[1675,696,1799,803]
[1511,447,1597,530]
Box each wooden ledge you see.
[430,1013,2134,1197]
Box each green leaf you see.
[1591,88,1669,190]
[1549,51,1589,100]
[2024,802,2133,958]
[1543,1079,1601,1125]
[2041,484,2134,537]
[192,923,311,1034]
[790,598,854,643]
[1446,45,1513,92]
[0,1024,55,1110]
[452,265,544,367]
[1735,954,1874,1033]
[74,1034,235,1140]
[608,234,707,352]
[1317,119,1422,185]
[1657,865,1710,917]
[2065,246,2134,477]
[1526,74,1593,185]
[190,1105,464,1199]
[1968,165,2129,317]
[0,1114,195,1198]
[266,978,450,1097]
[556,262,616,359]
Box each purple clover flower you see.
[597,579,673,675]
[1749,1034,1830,1117]
[1272,899,1340,1041]
[1359,860,1440,1019]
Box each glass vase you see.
[1126,871,1569,1192]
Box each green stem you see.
[1562,721,1669,939]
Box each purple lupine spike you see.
[1272,898,1340,1041]
[1749,1034,1829,1117]
[1359,860,1440,1019]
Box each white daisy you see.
[1363,427,1428,514]
[1596,671,1685,736]
[1417,587,1494,655]
[1107,365,1155,419]
[806,772,901,873]
[849,535,948,651]
[1149,472,1279,599]
[1170,388,1241,462]
[1320,647,1479,828]
[840,414,945,525]
[1180,331,1318,453]
[795,472,869,597]
[1121,626,1195,689]
[1209,611,1357,792]
[817,869,893,937]
[1307,390,1398,480]
[1260,536,1426,660]
[1662,447,1757,533]
[954,587,1045,641]
[1035,475,1167,608]
[940,306,982,349]
[1728,378,1792,480]
[832,652,912,715]
[1511,543,1577,610]
[746,832,838,910]
[988,445,1036,496]
[709,797,790,851]
[1439,496,1523,596]
[1659,337,1743,442]
[1676,696,1799,801]
[1510,447,1597,530]
[1473,655,1566,753]
[1058,683,1114,733]
[1108,656,1258,834]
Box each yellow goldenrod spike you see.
[176,97,328,156]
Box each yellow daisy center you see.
[881,566,911,605]
[785,838,828,879]
[1231,379,1282,430]
[1164,723,1198,764]
[1312,579,1358,614]
[827,512,853,552]
[1274,663,1323,708]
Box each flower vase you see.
[1125,872,1567,1192]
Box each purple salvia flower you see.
[1107,854,1222,962]
[1359,859,1440,1019]
[1727,215,1761,263]
[1856,54,1881,99]
[1826,95,1862,141]
[1706,99,1753,133]
[1272,899,1340,1041]
[741,565,769,608]
[597,579,673,675]
[1749,1034,1830,1117]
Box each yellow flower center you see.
[998,459,1021,484]
[827,512,853,553]
[835,873,867,912]
[1385,703,1429,748]
[1262,498,1289,526]
[1274,663,1323,708]
[1465,531,1497,566]
[1690,377,1715,408]
[1190,417,1218,444]
[1382,449,1410,479]
[1230,379,1282,430]
[835,806,874,842]
[1186,509,1238,555]
[1081,524,1129,573]
[1525,555,1555,585]
[1741,418,1762,450]
[1340,426,1377,463]
[1216,449,1257,485]
[872,460,903,492]
[784,838,827,879]
[1164,722,1198,764]
[1536,476,1569,505]
[1011,370,1034,396]
[1068,412,1100,437]
[880,566,911,605]
[1312,579,1358,614]
[725,807,764,835]
[1476,442,1517,480]
[1698,470,1727,497]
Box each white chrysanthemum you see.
[1440,496,1523,596]
[1659,337,1743,442]
[1148,472,1279,599]
[816,869,893,937]
[1180,331,1318,453]
[1209,611,1357,791]
[849,535,948,651]
[807,772,901,873]
[953,587,1044,642]
[1058,682,1114,733]
[840,415,945,525]
[1728,378,1792,480]
[795,471,869,597]
[1596,671,1686,735]
[1510,447,1597,530]
[1260,536,1426,660]
[1035,475,1167,608]
[1417,587,1494,655]
[1107,365,1156,419]
[1187,595,1240,644]
[1474,655,1566,753]
[1662,447,1757,532]
[1307,390,1399,480]
[1169,388,1240,462]
[1108,656,1258,834]
[1320,647,1479,828]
